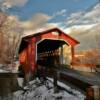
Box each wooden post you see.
[86,86,100,100]
[61,45,63,64]
[71,46,75,69]
[86,86,94,100]
[60,45,64,65]
[53,69,58,93]
[92,86,100,100]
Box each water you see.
[0,73,19,100]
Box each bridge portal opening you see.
[36,39,68,67]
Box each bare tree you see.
[84,49,100,65]
[0,12,23,68]
[0,12,8,63]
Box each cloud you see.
[52,9,67,18]
[21,13,61,35]
[20,13,52,30]
[0,0,28,11]
[6,12,59,36]
[83,3,100,22]
[66,12,83,25]
[23,22,59,36]
[69,24,100,50]
[64,24,96,34]
[65,3,100,26]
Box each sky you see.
[0,0,100,33]
[0,0,100,51]
[4,0,98,20]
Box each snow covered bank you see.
[13,78,85,100]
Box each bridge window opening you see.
[36,39,69,67]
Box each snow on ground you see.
[13,78,85,100]
[0,69,10,73]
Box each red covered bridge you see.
[18,28,79,75]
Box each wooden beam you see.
[71,46,75,68]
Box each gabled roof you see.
[19,27,79,53]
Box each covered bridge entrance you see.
[37,39,67,66]
[18,28,79,75]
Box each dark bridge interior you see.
[37,39,67,67]
[37,39,66,52]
